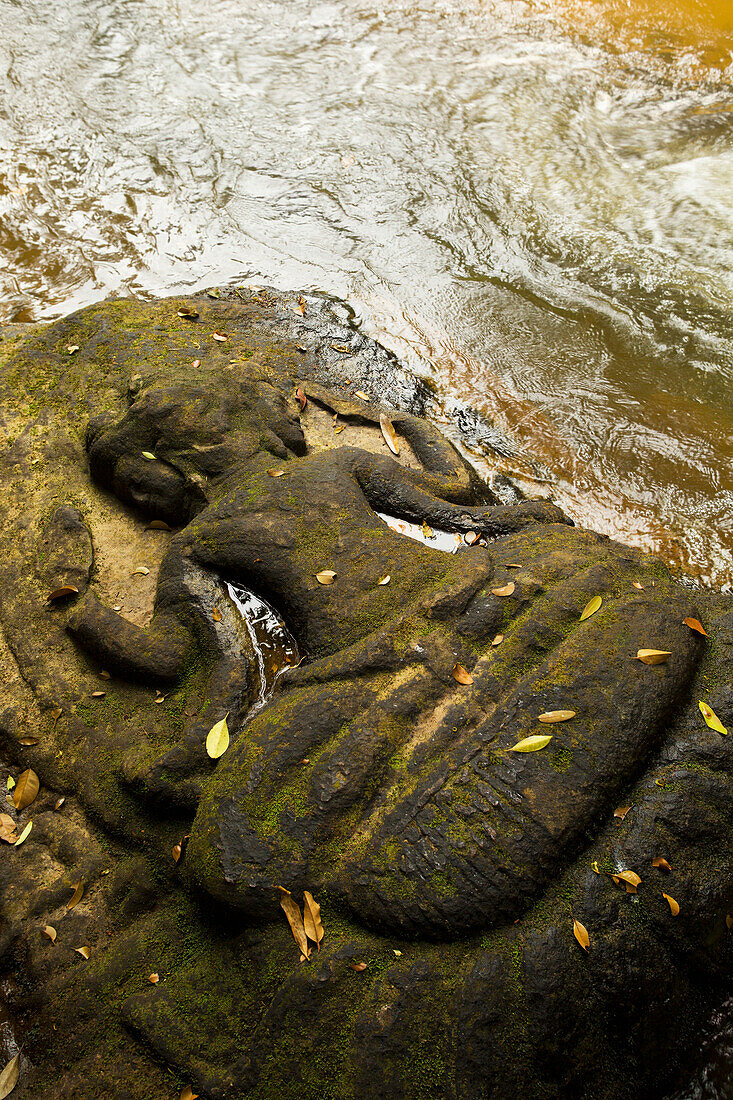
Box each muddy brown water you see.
[1,0,733,1092]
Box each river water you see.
[1,0,732,1089]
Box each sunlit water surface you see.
[1,1,733,1084]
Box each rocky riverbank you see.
[0,287,732,1100]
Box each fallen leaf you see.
[67,881,84,910]
[148,973,159,984]
[18,737,39,746]
[177,307,199,319]
[146,520,172,531]
[173,844,182,864]
[491,634,504,646]
[14,821,32,847]
[591,861,600,874]
[726,914,733,931]
[141,451,156,460]
[421,522,434,540]
[99,671,111,680]
[47,585,79,602]
[207,288,221,299]
[267,468,285,477]
[278,887,310,959]
[74,946,90,959]
[393,949,402,956]
[683,617,708,637]
[6,776,13,791]
[180,1089,199,1100]
[295,386,307,411]
[465,531,480,546]
[51,707,62,730]
[295,295,306,316]
[580,595,602,621]
[380,415,400,456]
[351,961,368,972]
[334,425,345,435]
[0,814,18,845]
[614,806,631,820]
[652,857,672,871]
[13,768,39,811]
[42,925,57,944]
[509,734,553,753]
[206,714,230,759]
[66,344,79,355]
[0,1053,20,1099]
[633,581,645,590]
[131,567,150,576]
[192,359,201,369]
[331,343,350,352]
[377,575,391,586]
[612,870,641,893]
[303,890,324,950]
[636,649,672,665]
[212,332,228,342]
[316,570,337,585]
[538,710,575,723]
[663,893,680,916]
[90,691,106,698]
[212,607,222,622]
[452,663,474,686]
[573,918,590,952]
[492,583,515,597]
[699,701,727,736]
[54,797,65,811]
[505,563,522,569]
[355,391,370,401]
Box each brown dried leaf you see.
[267,468,285,477]
[42,925,57,944]
[633,581,645,590]
[379,415,400,456]
[18,737,39,746]
[148,973,159,984]
[192,359,201,369]
[613,870,641,892]
[614,806,631,821]
[278,887,310,959]
[303,890,324,950]
[99,671,111,680]
[316,570,336,585]
[636,649,672,665]
[173,844,182,864]
[452,663,474,686]
[212,607,222,622]
[652,857,672,871]
[491,634,504,646]
[726,914,733,931]
[0,814,18,845]
[505,563,522,569]
[663,893,680,916]
[145,519,172,531]
[180,1088,199,1100]
[295,386,307,411]
[47,585,79,602]
[177,307,199,320]
[537,710,575,723]
[331,343,350,352]
[0,1053,20,1099]
[573,919,590,952]
[74,946,90,959]
[295,295,306,316]
[51,707,62,731]
[350,961,368,971]
[54,797,66,811]
[491,582,515,597]
[67,881,84,910]
[13,768,39,811]
[684,617,708,637]
[90,691,106,698]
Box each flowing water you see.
[1,0,733,1090]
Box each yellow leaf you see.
[573,918,590,952]
[47,585,79,602]
[212,607,222,622]
[91,691,105,698]
[509,734,553,753]
[492,582,515,597]
[267,468,285,477]
[42,925,57,944]
[74,946,90,959]
[6,777,14,791]
[663,893,680,916]
[636,649,672,665]
[141,451,156,460]
[66,344,80,355]
[537,710,575,723]
[652,857,672,871]
[18,737,39,746]
[452,663,474,686]
[506,563,522,569]
[491,634,504,646]
[699,701,727,736]
[177,307,199,319]
[613,870,641,893]
[316,570,336,585]
[206,714,230,759]
[303,890,324,950]
[580,595,602,621]
[278,887,310,959]
[67,881,84,910]
[377,575,391,586]
[212,332,228,342]
[379,415,400,456]
[591,861,600,874]
[684,617,708,637]
[355,390,370,401]
[421,522,434,540]
[131,566,150,576]
[0,1053,20,1099]
[613,806,631,820]
[148,973,159,984]
[13,768,39,811]
[14,821,32,846]
[180,1089,199,1100]
[633,581,645,590]
[173,844,182,864]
